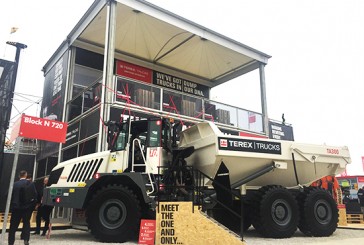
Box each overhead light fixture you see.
[6,41,27,49]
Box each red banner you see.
[138,219,156,245]
[239,131,268,139]
[11,114,68,143]
[116,60,152,83]
[337,204,345,209]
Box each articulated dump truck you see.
[44,118,351,243]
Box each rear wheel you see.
[297,187,338,237]
[252,185,299,238]
[86,184,141,242]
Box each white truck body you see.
[179,122,351,188]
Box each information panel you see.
[153,71,210,98]
[268,121,294,141]
[138,219,156,245]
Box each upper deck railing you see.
[68,76,264,135]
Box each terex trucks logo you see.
[218,137,282,155]
[220,139,228,147]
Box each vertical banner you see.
[39,51,69,160]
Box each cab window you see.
[115,123,128,151]
[147,120,161,147]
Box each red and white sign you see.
[358,177,364,183]
[138,219,156,245]
[10,114,68,143]
[248,112,256,124]
[116,60,152,83]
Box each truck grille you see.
[67,158,103,182]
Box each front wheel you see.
[86,184,141,242]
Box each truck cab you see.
[43,117,177,242]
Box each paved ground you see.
[1,227,364,245]
[245,228,364,245]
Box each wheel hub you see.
[314,199,332,225]
[106,206,121,222]
[99,199,127,229]
[271,199,291,226]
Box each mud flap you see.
[212,161,232,207]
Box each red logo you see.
[220,139,228,147]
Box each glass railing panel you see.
[180,95,203,119]
[237,109,263,133]
[116,77,160,110]
[203,101,238,127]
[68,95,82,121]
[83,82,102,113]
[162,89,182,115]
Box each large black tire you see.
[252,185,299,238]
[86,184,141,243]
[297,187,338,237]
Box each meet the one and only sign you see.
[10,114,68,143]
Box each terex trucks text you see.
[44,117,351,242]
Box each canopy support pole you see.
[259,63,269,136]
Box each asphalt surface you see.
[1,227,364,244]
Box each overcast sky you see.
[0,0,363,174]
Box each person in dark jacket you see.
[8,170,37,245]
[32,177,52,236]
[20,175,34,240]
[358,186,364,213]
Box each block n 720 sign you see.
[12,114,68,143]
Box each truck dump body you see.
[179,122,351,188]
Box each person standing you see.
[32,177,52,236]
[20,174,35,240]
[8,170,37,245]
[357,185,364,214]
